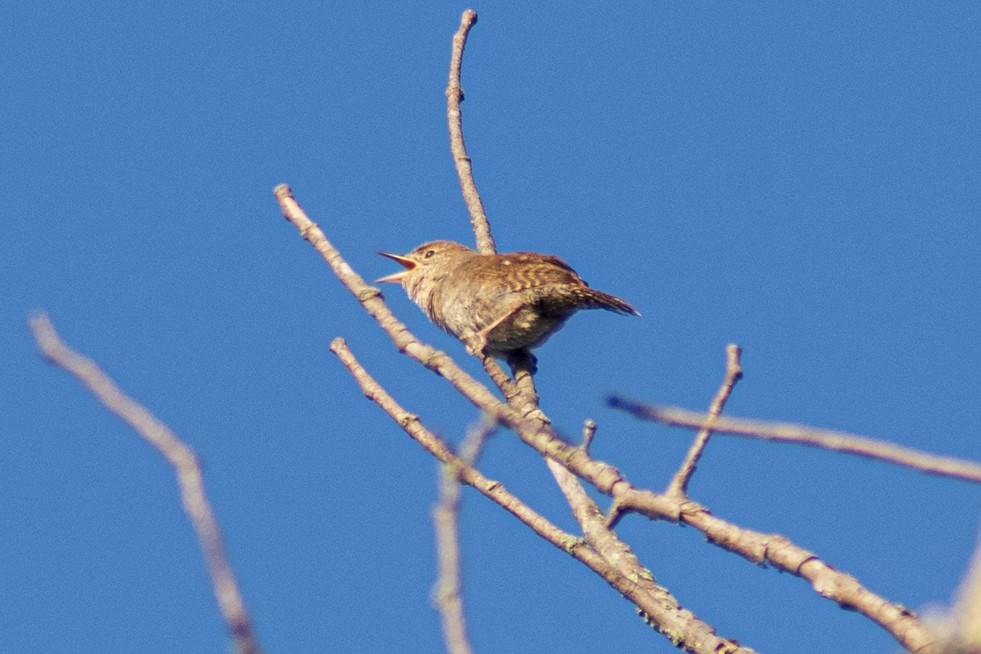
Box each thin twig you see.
[581,420,597,454]
[611,399,981,485]
[502,350,547,423]
[432,415,495,654]
[665,344,743,497]
[481,355,521,402]
[459,414,495,463]
[446,9,495,254]
[28,313,262,654]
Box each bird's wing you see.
[490,253,584,290]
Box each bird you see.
[377,240,639,357]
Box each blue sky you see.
[2,3,979,653]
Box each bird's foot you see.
[463,333,488,357]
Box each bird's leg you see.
[463,333,487,357]
[467,301,525,356]
[506,349,538,376]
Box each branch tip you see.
[273,183,292,200]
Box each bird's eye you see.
[424,249,435,259]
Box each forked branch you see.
[611,399,981,485]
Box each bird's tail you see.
[583,288,640,316]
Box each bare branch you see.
[277,183,939,649]
[581,419,597,453]
[615,487,940,652]
[330,337,577,547]
[432,416,495,654]
[433,480,473,654]
[274,186,610,490]
[459,413,495,463]
[496,356,633,594]
[480,355,521,403]
[611,399,981,485]
[331,338,755,654]
[666,344,743,497]
[27,313,262,654]
[433,47,749,633]
[446,9,495,254]
[436,17,940,647]
[449,21,715,644]
[546,461,757,654]
[497,305,749,650]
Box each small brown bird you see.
[377,240,639,357]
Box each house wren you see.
[377,240,639,357]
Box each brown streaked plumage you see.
[377,240,639,356]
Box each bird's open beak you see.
[375,252,415,283]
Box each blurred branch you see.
[28,313,262,654]
[665,344,743,497]
[937,526,981,652]
[610,399,981,484]
[446,9,495,255]
[432,415,495,654]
